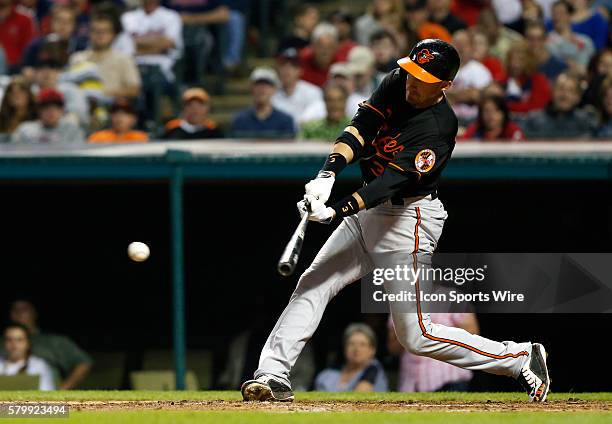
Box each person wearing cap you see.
[300,82,351,141]
[162,87,223,140]
[88,98,148,143]
[242,39,551,404]
[231,68,296,139]
[347,46,377,99]
[271,48,323,127]
[11,88,84,144]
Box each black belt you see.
[390,191,438,206]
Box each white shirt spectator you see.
[272,80,323,125]
[121,6,183,82]
[450,59,492,122]
[0,356,56,390]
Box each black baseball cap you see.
[397,39,461,83]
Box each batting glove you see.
[304,171,335,204]
[297,195,335,224]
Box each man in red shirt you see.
[0,0,36,72]
[299,22,348,87]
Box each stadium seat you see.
[142,349,213,389]
[0,375,40,390]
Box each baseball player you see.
[241,39,550,402]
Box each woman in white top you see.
[0,323,56,390]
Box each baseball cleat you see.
[517,343,550,402]
[241,375,294,402]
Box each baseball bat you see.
[277,205,310,277]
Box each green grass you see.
[1,392,610,424]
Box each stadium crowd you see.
[0,0,611,143]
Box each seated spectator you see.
[477,8,524,65]
[567,0,608,49]
[547,0,595,76]
[369,30,400,82]
[121,0,183,85]
[505,0,544,34]
[299,23,346,87]
[471,30,506,83]
[0,323,55,390]
[231,68,295,139]
[582,48,612,107]
[21,5,87,80]
[0,76,36,143]
[348,46,377,99]
[0,0,36,74]
[504,42,552,114]
[388,314,478,392]
[328,9,358,59]
[69,9,142,99]
[461,96,525,141]
[3,299,92,389]
[277,3,320,53]
[11,88,84,144]
[355,0,404,47]
[162,87,223,140]
[272,48,323,127]
[524,22,568,81]
[522,72,597,139]
[403,0,452,46]
[427,0,467,34]
[33,42,90,127]
[89,98,148,143]
[595,77,612,138]
[446,30,493,125]
[300,82,350,141]
[314,323,388,392]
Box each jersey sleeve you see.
[387,133,453,178]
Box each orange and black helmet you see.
[398,39,460,83]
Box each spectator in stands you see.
[0,0,37,73]
[504,42,552,114]
[403,0,452,49]
[300,82,350,141]
[568,0,608,49]
[328,9,358,58]
[446,30,493,125]
[491,0,524,28]
[595,78,612,138]
[522,72,597,138]
[121,0,183,86]
[388,314,478,392]
[22,5,86,80]
[277,3,320,52]
[476,8,524,64]
[524,22,568,81]
[347,46,377,98]
[3,299,91,389]
[471,30,506,83]
[11,88,84,144]
[0,76,37,143]
[369,30,400,82]
[315,323,388,392]
[221,0,247,71]
[582,48,612,107]
[272,48,323,127]
[89,98,148,143]
[461,95,525,141]
[505,0,545,34]
[231,68,295,139]
[427,0,467,34]
[355,0,404,48]
[33,43,90,127]
[0,323,56,390]
[70,10,142,99]
[299,23,345,87]
[162,87,223,140]
[547,0,595,76]
[167,0,229,30]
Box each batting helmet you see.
[397,39,460,83]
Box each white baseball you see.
[128,242,150,262]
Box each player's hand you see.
[297,195,335,224]
[304,171,335,204]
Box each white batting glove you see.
[304,171,335,204]
[297,195,335,224]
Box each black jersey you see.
[351,68,458,199]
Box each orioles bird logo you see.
[416,49,435,64]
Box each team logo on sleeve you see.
[414,149,436,173]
